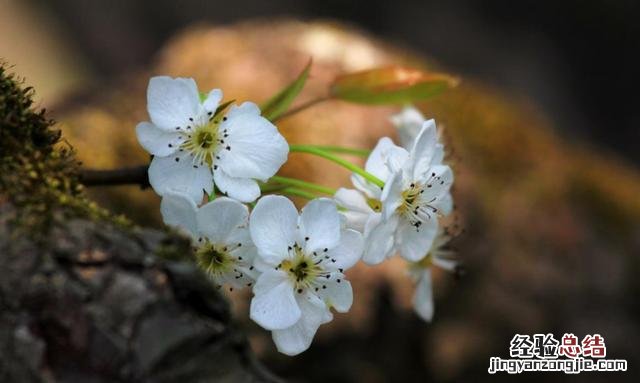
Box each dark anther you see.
[297,289,303,294]
[175,157,180,162]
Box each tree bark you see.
[0,205,281,383]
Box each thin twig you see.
[80,165,149,188]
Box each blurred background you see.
[2,0,639,382]
[4,0,639,163]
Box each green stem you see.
[269,175,336,195]
[272,96,331,122]
[289,145,385,188]
[279,187,317,200]
[304,145,370,157]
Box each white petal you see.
[213,169,261,203]
[196,197,249,243]
[380,172,404,221]
[147,76,200,130]
[334,188,374,232]
[385,145,410,174]
[225,101,261,118]
[365,137,406,180]
[410,121,438,180]
[300,198,341,253]
[438,192,454,217]
[202,89,223,113]
[159,192,198,236]
[135,122,181,156]
[362,214,398,265]
[317,278,353,313]
[351,174,383,199]
[250,195,298,265]
[433,256,457,272]
[218,103,289,180]
[326,229,363,271]
[148,153,213,203]
[419,165,454,205]
[431,143,445,166]
[390,106,425,149]
[413,269,434,322]
[272,293,331,356]
[334,188,371,213]
[396,218,438,262]
[250,270,300,330]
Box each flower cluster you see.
[137,76,459,355]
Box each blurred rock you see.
[54,20,640,382]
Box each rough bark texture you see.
[0,212,281,383]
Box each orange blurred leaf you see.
[330,66,459,104]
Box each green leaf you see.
[261,59,312,121]
[330,66,459,105]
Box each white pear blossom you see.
[408,227,458,322]
[337,122,453,264]
[364,122,453,264]
[249,195,363,356]
[335,115,454,265]
[390,105,427,149]
[334,137,404,232]
[390,106,446,164]
[160,192,258,290]
[136,76,289,203]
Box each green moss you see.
[0,64,130,236]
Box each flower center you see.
[276,243,337,294]
[178,117,229,167]
[396,181,439,229]
[194,241,233,276]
